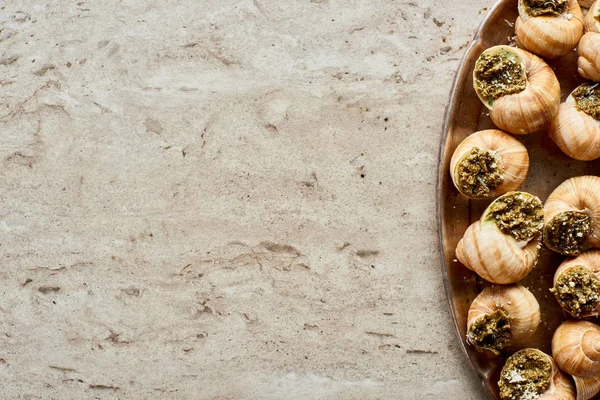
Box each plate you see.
[437,0,598,398]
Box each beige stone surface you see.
[0,0,494,398]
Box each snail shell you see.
[466,285,540,354]
[498,348,576,400]
[549,84,600,160]
[449,130,529,199]
[456,191,543,284]
[572,375,600,400]
[515,0,583,59]
[552,250,600,318]
[577,33,600,82]
[544,176,600,256]
[552,320,600,379]
[473,46,560,135]
[584,0,600,33]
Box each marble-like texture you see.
[0,0,493,398]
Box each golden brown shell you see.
[572,375,600,400]
[540,353,576,400]
[585,0,600,33]
[577,33,600,82]
[467,285,540,351]
[516,0,583,59]
[540,361,577,400]
[549,87,600,161]
[449,130,529,199]
[457,192,543,284]
[473,46,560,135]
[456,220,540,284]
[544,176,600,255]
[552,320,600,378]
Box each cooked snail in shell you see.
[549,84,600,161]
[515,0,583,59]
[552,250,600,318]
[577,33,600,82]
[584,0,600,34]
[466,285,540,354]
[498,348,575,400]
[456,191,543,284]
[473,46,560,135]
[450,130,529,199]
[544,176,600,256]
[580,1,600,81]
[552,320,600,400]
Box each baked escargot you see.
[585,0,600,34]
[466,285,540,355]
[552,321,600,400]
[579,1,600,81]
[450,130,529,199]
[515,0,583,59]
[498,348,575,400]
[456,191,543,284]
[578,33,600,82]
[550,83,600,161]
[544,176,600,256]
[473,46,560,135]
[552,250,600,318]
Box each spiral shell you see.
[473,46,560,135]
[544,176,600,255]
[585,0,600,33]
[552,250,600,318]
[542,371,576,400]
[456,191,543,284]
[577,33,600,82]
[498,348,575,400]
[552,320,600,378]
[572,375,600,400]
[466,285,540,354]
[456,221,540,284]
[449,130,529,199]
[550,84,600,160]
[515,0,583,59]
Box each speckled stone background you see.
[0,0,494,398]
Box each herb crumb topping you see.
[573,83,600,121]
[544,211,591,256]
[456,147,504,197]
[499,349,552,400]
[485,192,543,242]
[523,0,567,17]
[551,265,600,317]
[475,52,527,102]
[467,309,511,354]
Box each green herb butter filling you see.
[474,52,527,102]
[498,349,552,400]
[551,265,600,317]
[523,0,567,17]
[573,83,600,121]
[544,211,592,256]
[485,192,544,242]
[466,309,511,354]
[455,147,504,198]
